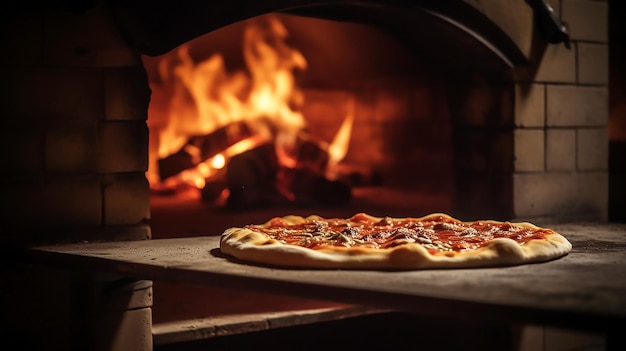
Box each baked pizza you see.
[219,213,572,270]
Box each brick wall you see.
[512,0,609,222]
[0,5,154,351]
[0,4,151,245]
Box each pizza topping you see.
[342,227,361,238]
[312,220,329,233]
[458,227,478,237]
[244,213,555,254]
[389,227,413,240]
[500,222,512,231]
[376,216,393,226]
[433,222,456,231]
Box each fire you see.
[146,15,353,201]
[326,98,355,180]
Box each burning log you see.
[276,167,351,207]
[226,143,286,209]
[200,176,228,203]
[292,133,329,175]
[155,121,352,208]
[158,121,253,180]
[276,133,351,206]
[224,134,351,210]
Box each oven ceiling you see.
[109,0,529,72]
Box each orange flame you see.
[147,15,354,193]
[326,98,355,179]
[147,15,308,188]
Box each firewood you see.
[226,143,286,210]
[277,167,351,206]
[158,121,253,181]
[292,133,329,175]
[200,178,228,203]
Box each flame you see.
[243,16,307,167]
[147,15,356,195]
[326,98,355,179]
[148,15,308,188]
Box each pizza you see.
[219,213,572,270]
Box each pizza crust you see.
[219,213,572,270]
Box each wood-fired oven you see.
[1,1,623,351]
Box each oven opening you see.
[143,11,512,326]
[144,12,511,241]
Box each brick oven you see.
[0,0,611,245]
[0,1,619,351]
